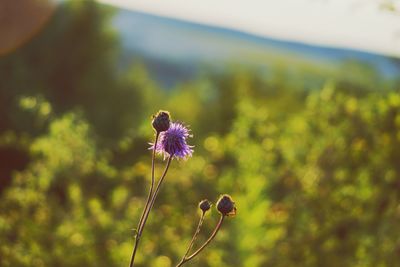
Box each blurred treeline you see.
[1,1,400,267]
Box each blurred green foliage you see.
[0,1,400,267]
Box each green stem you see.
[137,132,159,234]
[176,215,225,267]
[180,212,205,262]
[142,155,172,228]
[129,133,159,267]
[129,155,172,267]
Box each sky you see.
[98,0,400,57]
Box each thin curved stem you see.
[129,133,159,267]
[136,132,159,234]
[129,155,173,267]
[142,156,172,228]
[176,215,225,267]
[180,212,205,262]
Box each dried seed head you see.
[152,110,170,132]
[199,199,212,213]
[216,194,236,216]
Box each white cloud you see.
[98,0,400,56]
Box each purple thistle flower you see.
[151,122,193,159]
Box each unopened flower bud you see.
[216,194,236,216]
[199,199,211,213]
[152,110,170,132]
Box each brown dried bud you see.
[199,199,211,213]
[216,194,236,216]
[152,110,170,132]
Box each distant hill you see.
[112,8,399,87]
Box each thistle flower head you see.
[151,122,193,159]
[199,199,212,213]
[216,194,236,217]
[152,110,170,132]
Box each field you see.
[0,1,400,266]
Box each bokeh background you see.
[1,0,400,266]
